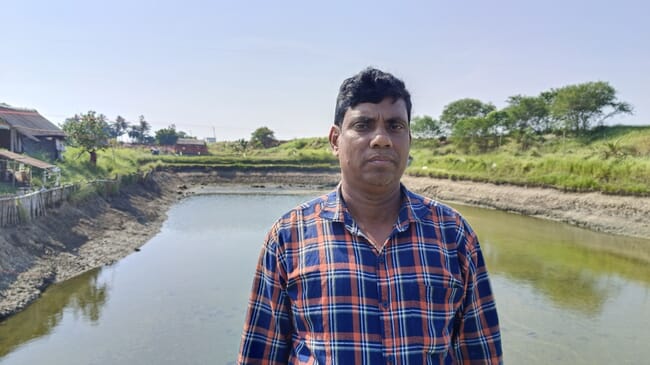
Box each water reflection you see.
[0,268,108,357]
[0,194,648,364]
[456,204,650,316]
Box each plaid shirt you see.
[238,186,502,364]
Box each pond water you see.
[1,191,649,364]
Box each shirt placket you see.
[376,239,395,365]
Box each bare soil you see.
[1,169,649,320]
[401,175,650,240]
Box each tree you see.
[484,110,509,149]
[61,111,110,165]
[128,115,152,144]
[451,111,506,153]
[138,115,151,137]
[410,115,442,139]
[452,117,484,152]
[550,81,633,135]
[109,115,129,140]
[251,126,279,148]
[155,124,181,145]
[504,95,550,135]
[127,125,140,142]
[440,98,496,131]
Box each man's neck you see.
[340,182,402,225]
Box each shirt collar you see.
[319,183,427,231]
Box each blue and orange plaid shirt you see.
[238,186,502,364]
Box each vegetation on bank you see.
[1,125,648,197]
[9,125,635,197]
[53,136,338,186]
[408,125,650,195]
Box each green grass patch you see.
[407,125,650,195]
[11,125,644,197]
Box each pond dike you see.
[1,167,649,320]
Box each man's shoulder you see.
[266,191,336,248]
[403,187,478,249]
[276,190,336,223]
[403,186,462,221]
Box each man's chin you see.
[363,173,400,188]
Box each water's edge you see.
[1,168,649,321]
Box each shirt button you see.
[377,256,385,264]
[382,302,389,308]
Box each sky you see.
[2,0,649,141]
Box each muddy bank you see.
[0,172,175,320]
[1,169,649,320]
[402,175,650,240]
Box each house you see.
[0,148,60,187]
[0,103,66,161]
[175,138,208,155]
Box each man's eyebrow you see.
[350,115,376,122]
[385,116,408,124]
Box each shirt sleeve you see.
[453,219,503,364]
[238,226,293,364]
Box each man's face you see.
[329,97,411,193]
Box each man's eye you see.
[354,122,369,130]
[390,123,405,130]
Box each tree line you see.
[60,113,194,164]
[60,111,281,164]
[61,113,190,146]
[60,80,632,165]
[410,81,633,152]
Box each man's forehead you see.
[345,98,408,118]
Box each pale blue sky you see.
[2,0,648,141]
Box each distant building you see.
[205,137,216,143]
[0,103,66,160]
[175,138,208,155]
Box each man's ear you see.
[329,125,340,156]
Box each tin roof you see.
[0,149,57,170]
[0,104,66,139]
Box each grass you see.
[407,125,650,195]
[54,137,338,185]
[58,146,145,183]
[2,127,648,196]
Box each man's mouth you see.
[367,155,395,164]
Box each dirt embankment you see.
[0,169,339,320]
[0,172,177,320]
[402,175,650,240]
[1,169,649,320]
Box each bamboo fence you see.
[0,179,120,228]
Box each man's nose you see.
[370,126,392,148]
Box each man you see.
[238,68,502,364]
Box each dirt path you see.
[1,169,648,320]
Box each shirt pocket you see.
[424,284,463,354]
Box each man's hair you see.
[334,67,412,126]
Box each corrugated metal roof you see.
[0,149,56,170]
[0,104,66,138]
